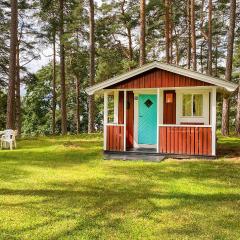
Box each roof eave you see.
[85,62,238,95]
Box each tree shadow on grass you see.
[104,161,240,188]
[0,137,103,182]
[0,135,240,238]
[1,172,240,239]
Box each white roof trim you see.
[86,61,238,95]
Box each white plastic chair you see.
[1,129,17,150]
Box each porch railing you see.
[158,125,212,156]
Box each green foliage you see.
[22,66,52,135]
[0,91,7,129]
[1,0,238,135]
[0,2,9,86]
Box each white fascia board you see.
[85,62,158,95]
[155,63,237,92]
[85,61,238,95]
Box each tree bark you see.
[7,0,18,129]
[52,32,56,135]
[76,77,81,134]
[165,0,170,64]
[207,0,212,75]
[190,0,197,71]
[59,0,67,135]
[236,81,240,136]
[175,40,180,66]
[88,0,95,133]
[214,37,218,77]
[187,0,191,69]
[15,42,21,135]
[170,1,173,63]
[120,1,133,66]
[200,42,204,73]
[127,27,133,63]
[139,0,146,66]
[221,0,236,136]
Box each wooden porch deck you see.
[104,148,165,162]
[104,147,217,161]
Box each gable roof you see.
[86,61,238,95]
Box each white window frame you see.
[107,91,118,124]
[176,89,210,125]
[182,93,204,117]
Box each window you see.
[107,94,114,123]
[166,93,173,103]
[182,94,203,117]
[182,94,192,116]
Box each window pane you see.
[193,94,203,116]
[108,95,114,123]
[182,94,192,116]
[166,93,173,103]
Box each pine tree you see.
[207,0,212,75]
[88,0,95,133]
[221,0,236,136]
[139,0,146,66]
[59,0,67,135]
[190,0,196,71]
[7,0,18,129]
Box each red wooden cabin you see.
[86,62,237,158]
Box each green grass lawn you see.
[0,134,240,240]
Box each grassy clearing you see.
[0,134,239,240]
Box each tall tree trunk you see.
[169,1,173,63]
[214,37,218,77]
[165,0,170,63]
[59,0,67,135]
[236,80,240,136]
[139,0,146,66]
[221,0,236,136]
[207,0,212,75]
[88,0,95,133]
[127,27,133,63]
[52,32,56,135]
[175,40,180,66]
[200,42,204,73]
[187,0,191,69]
[15,42,21,135]
[7,0,18,129]
[76,77,81,134]
[120,1,133,66]
[190,0,197,71]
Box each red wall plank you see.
[126,91,134,148]
[118,91,124,124]
[190,127,195,155]
[107,126,124,151]
[187,127,191,154]
[195,127,199,155]
[159,126,212,156]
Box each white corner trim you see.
[157,88,160,153]
[123,91,127,151]
[211,87,217,156]
[103,92,108,150]
[133,93,139,148]
[114,91,119,123]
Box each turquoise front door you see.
[138,94,157,145]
